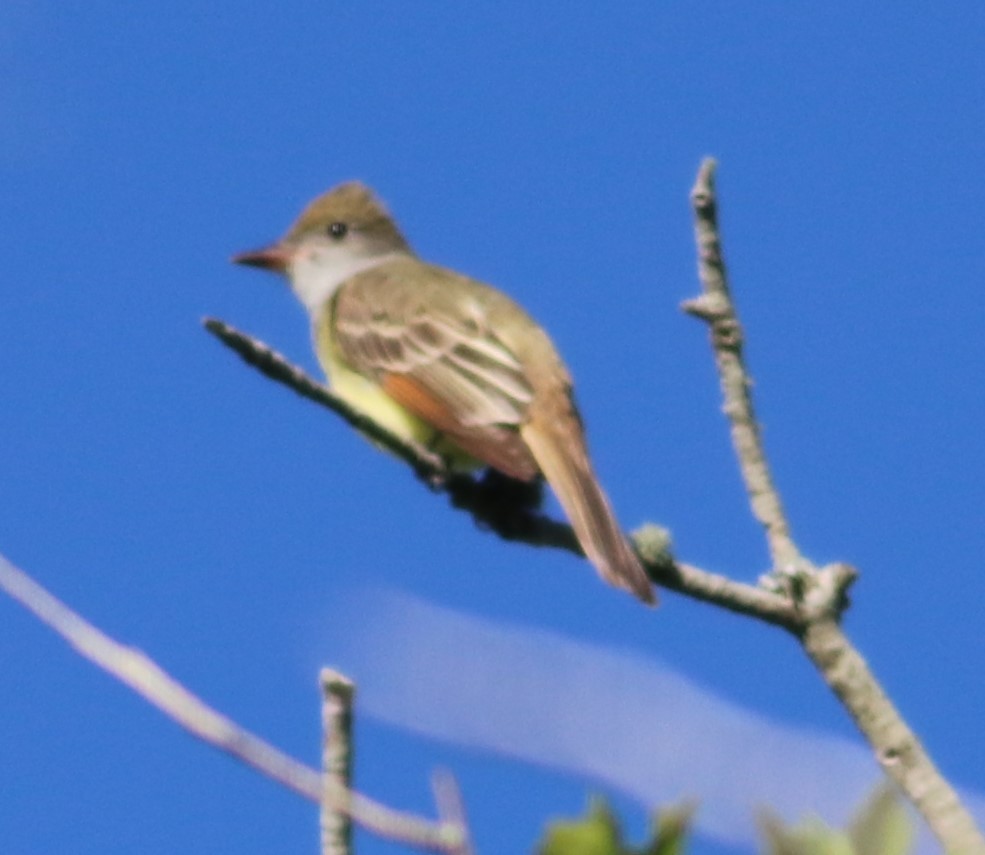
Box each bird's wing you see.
[330,260,540,479]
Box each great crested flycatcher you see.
[233,182,655,604]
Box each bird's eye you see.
[328,222,348,239]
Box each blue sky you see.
[2,3,984,853]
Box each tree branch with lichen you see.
[683,157,984,855]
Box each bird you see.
[233,181,655,604]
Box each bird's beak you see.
[231,243,291,273]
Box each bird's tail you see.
[521,412,656,605]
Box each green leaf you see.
[847,784,913,855]
[537,798,623,855]
[645,802,696,855]
[757,782,914,855]
[536,797,694,855]
[757,810,855,855]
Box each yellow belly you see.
[317,329,479,471]
[329,353,435,443]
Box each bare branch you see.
[321,669,355,855]
[0,552,321,800]
[205,318,586,555]
[343,791,466,853]
[203,319,815,631]
[684,157,985,854]
[0,554,464,853]
[803,619,985,854]
[204,318,446,481]
[682,159,801,572]
[431,769,475,855]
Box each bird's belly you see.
[324,355,480,472]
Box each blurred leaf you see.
[536,797,694,855]
[758,810,854,855]
[757,782,914,855]
[847,783,913,855]
[645,802,696,855]
[537,798,623,855]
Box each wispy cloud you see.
[325,590,983,852]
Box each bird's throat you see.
[289,251,404,315]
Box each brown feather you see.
[382,374,539,481]
[332,256,653,603]
[520,406,656,605]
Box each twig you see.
[344,790,466,852]
[204,318,446,482]
[0,553,320,799]
[682,159,801,572]
[205,318,583,551]
[203,319,821,631]
[321,669,355,855]
[0,554,465,853]
[683,157,985,855]
[431,769,475,855]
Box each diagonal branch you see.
[682,157,985,855]
[203,319,824,632]
[802,617,985,854]
[204,319,446,481]
[682,159,801,572]
[0,554,467,853]
[206,318,578,550]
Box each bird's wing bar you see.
[331,262,539,479]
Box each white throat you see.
[289,250,404,316]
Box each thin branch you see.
[431,769,475,855]
[803,619,985,854]
[321,669,356,855]
[206,318,582,552]
[203,319,818,631]
[344,791,467,852]
[682,159,801,571]
[0,553,320,799]
[204,318,446,482]
[683,157,985,855]
[0,554,464,853]
[658,560,815,630]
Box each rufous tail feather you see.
[520,413,656,604]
